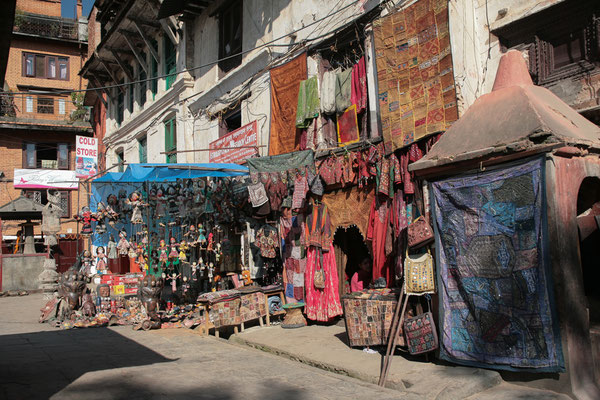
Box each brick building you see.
[0,0,91,266]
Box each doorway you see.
[576,176,600,382]
[333,226,370,297]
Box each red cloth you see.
[351,56,367,113]
[367,197,394,286]
[304,244,343,321]
[350,269,371,292]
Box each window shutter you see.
[59,191,70,217]
[26,96,33,113]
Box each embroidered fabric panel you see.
[432,158,564,371]
[372,0,458,153]
[342,296,397,347]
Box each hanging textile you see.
[269,53,307,155]
[246,150,315,176]
[372,0,458,153]
[303,204,343,321]
[321,69,338,114]
[351,56,367,113]
[337,105,360,145]
[432,157,564,372]
[367,196,394,287]
[296,76,320,128]
[322,186,374,239]
[335,68,352,114]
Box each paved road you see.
[0,294,405,400]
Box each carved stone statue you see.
[138,275,163,323]
[81,293,96,317]
[57,271,86,320]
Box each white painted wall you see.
[448,0,567,114]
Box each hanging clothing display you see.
[269,53,308,156]
[351,56,367,113]
[335,68,352,114]
[320,69,338,114]
[303,203,342,321]
[296,76,320,129]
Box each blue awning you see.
[92,163,248,183]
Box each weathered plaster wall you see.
[1,254,46,291]
[448,0,567,114]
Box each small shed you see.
[410,51,600,399]
[0,196,47,291]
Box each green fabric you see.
[295,76,320,128]
[335,68,352,113]
[246,150,315,174]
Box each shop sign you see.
[75,135,98,178]
[14,169,79,190]
[209,120,258,164]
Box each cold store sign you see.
[209,120,258,164]
[75,135,98,178]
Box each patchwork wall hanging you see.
[431,157,564,372]
[372,0,458,153]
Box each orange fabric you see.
[269,53,307,155]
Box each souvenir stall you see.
[405,51,600,397]
[38,163,279,333]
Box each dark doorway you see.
[333,226,370,297]
[576,176,600,382]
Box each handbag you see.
[404,248,435,295]
[403,310,438,355]
[407,216,434,249]
[314,268,325,289]
[318,157,336,186]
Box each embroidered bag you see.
[407,216,434,249]
[247,182,268,207]
[319,157,336,186]
[403,311,438,355]
[314,264,326,289]
[404,248,435,295]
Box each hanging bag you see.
[407,215,434,248]
[404,247,436,295]
[403,297,438,355]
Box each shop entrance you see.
[333,226,370,297]
[576,176,600,382]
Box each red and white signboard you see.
[75,135,98,178]
[209,120,258,164]
[14,169,78,189]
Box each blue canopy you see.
[93,163,248,183]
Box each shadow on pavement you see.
[55,379,305,400]
[0,327,176,399]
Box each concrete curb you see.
[230,335,408,391]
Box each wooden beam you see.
[132,21,159,63]
[126,16,160,28]
[160,18,178,45]
[106,47,135,57]
[97,54,125,94]
[89,76,108,108]
[109,50,134,82]
[121,33,148,74]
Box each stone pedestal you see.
[38,258,58,300]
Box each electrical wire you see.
[9,0,365,97]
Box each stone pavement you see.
[0,294,573,400]
[0,294,403,400]
[231,324,572,400]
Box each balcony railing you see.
[0,92,90,124]
[13,12,87,42]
